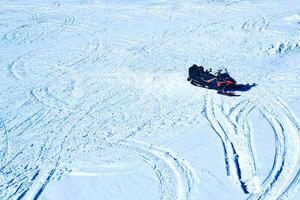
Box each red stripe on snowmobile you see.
[206,78,215,83]
[225,80,234,84]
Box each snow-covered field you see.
[0,0,299,199]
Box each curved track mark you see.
[109,140,195,200]
[204,94,252,194]
[248,98,299,200]
[203,94,232,176]
[0,120,8,168]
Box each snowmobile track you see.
[204,93,300,198]
[203,94,232,176]
[108,140,195,200]
[246,98,300,200]
[227,100,259,179]
[0,120,8,168]
[241,16,266,45]
[7,31,99,81]
[1,1,299,199]
[204,94,260,193]
[0,8,76,47]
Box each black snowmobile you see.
[187,64,241,96]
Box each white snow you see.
[0,0,300,200]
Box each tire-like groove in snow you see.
[108,139,195,200]
[0,120,8,168]
[204,92,298,197]
[203,93,231,176]
[276,98,300,200]
[227,100,259,188]
[247,98,299,200]
[203,93,255,193]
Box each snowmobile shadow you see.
[224,83,257,92]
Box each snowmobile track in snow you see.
[0,8,76,48]
[248,97,299,200]
[0,120,8,168]
[108,140,195,200]
[7,37,99,82]
[1,1,299,199]
[204,92,299,199]
[204,94,257,194]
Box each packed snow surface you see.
[0,0,300,199]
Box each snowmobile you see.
[187,64,241,96]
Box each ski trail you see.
[278,170,300,200]
[203,94,232,176]
[20,158,60,200]
[229,101,259,173]
[1,9,76,47]
[240,15,268,55]
[30,87,70,111]
[6,25,100,82]
[244,112,259,173]
[205,90,299,198]
[226,100,261,192]
[239,12,300,56]
[247,98,299,200]
[0,8,39,48]
[253,106,285,200]
[0,120,8,167]
[204,94,253,193]
[1,1,299,200]
[109,140,195,200]
[275,97,300,199]
[7,107,49,137]
[205,93,268,194]
[241,15,266,44]
[221,95,299,199]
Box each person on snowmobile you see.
[192,64,204,74]
[198,65,204,74]
[188,64,204,81]
[205,68,212,73]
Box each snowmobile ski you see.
[217,90,240,97]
